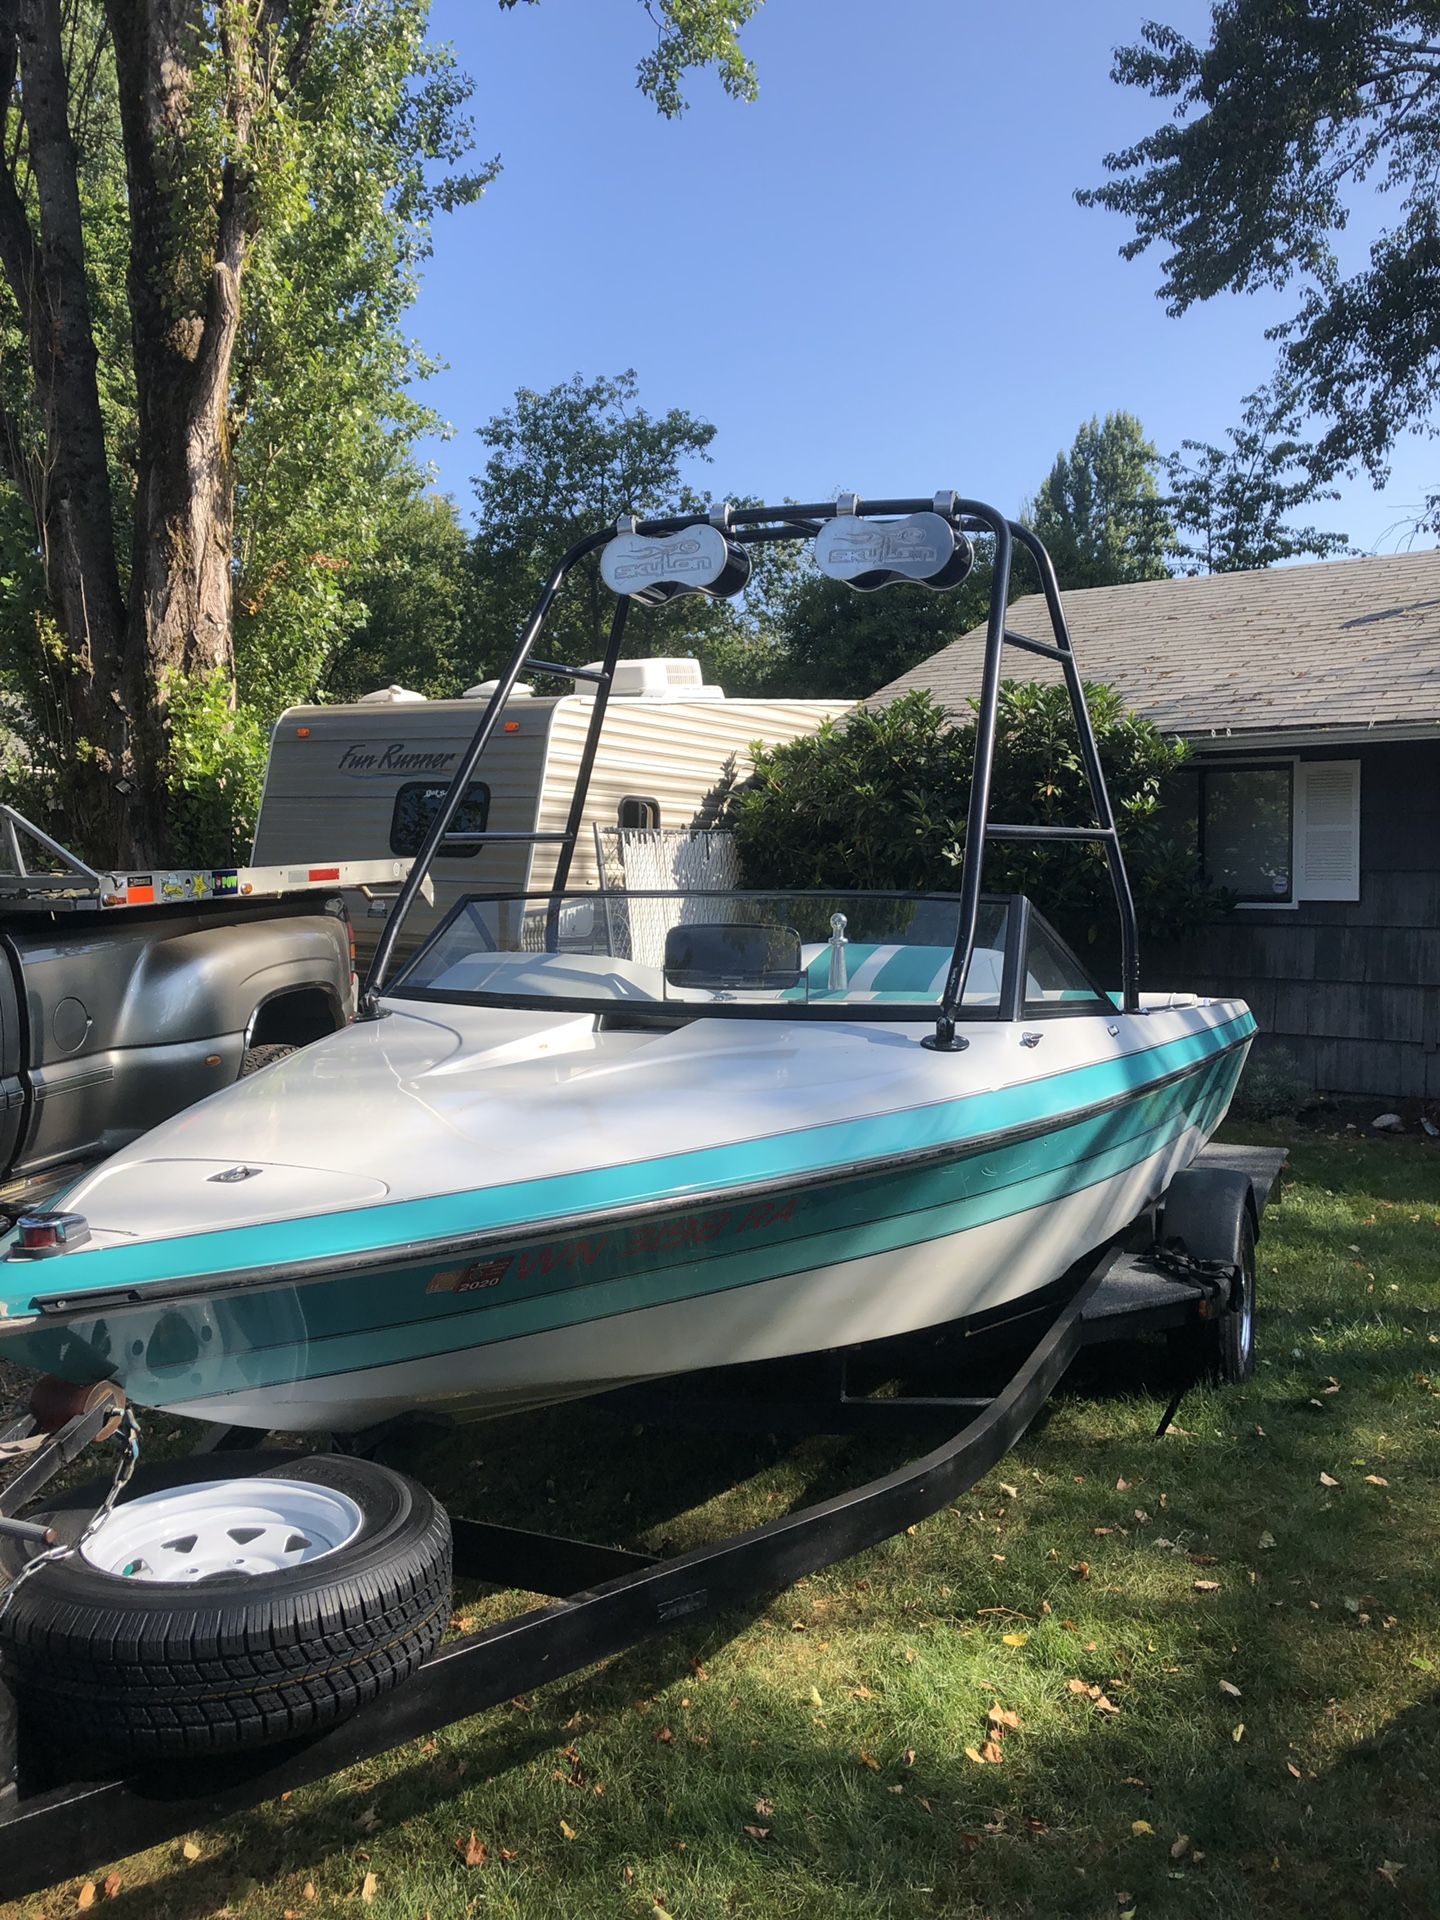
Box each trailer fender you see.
[1158,1166,1257,1290]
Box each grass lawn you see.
[6,1122,1440,1920]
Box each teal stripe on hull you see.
[1,1012,1257,1313]
[11,1038,1249,1410]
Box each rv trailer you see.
[251,658,849,964]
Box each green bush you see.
[723,684,1228,950]
[1230,1044,1313,1121]
[162,669,268,867]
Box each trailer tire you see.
[239,1041,296,1077]
[1165,1212,1257,1387]
[0,1451,451,1761]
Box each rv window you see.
[618,796,661,830]
[390,781,491,858]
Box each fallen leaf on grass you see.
[1365,1474,1390,1487]
[902,1748,916,1767]
[1232,1723,1246,1743]
[302,1884,316,1902]
[462,1832,488,1868]
[355,1805,380,1835]
[809,1686,823,1708]
[560,1820,578,1842]
[102,1875,121,1900]
[1286,1762,1302,1779]
[1072,1561,1091,1581]
[1002,1632,1029,1647]
[987,1706,1022,1731]
[1319,1472,1340,1488]
[1258,1530,1276,1550]
[999,1482,1019,1499]
[360,1871,378,1904]
[852,1684,874,1699]
[980,1739,1004,1764]
[755,1796,774,1817]
[656,1727,674,1745]
[182,1842,202,1863]
[964,1745,987,1764]
[1131,1819,1154,1836]
[742,1825,770,1842]
[77,1887,96,1912]
[1377,1860,1405,1885]
[1193,1580,1220,1593]
[1067,1678,1091,1694]
[1219,1680,1242,1698]
[858,1749,881,1771]
[1171,1834,1191,1858]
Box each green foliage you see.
[323,490,476,701]
[1166,385,1351,574]
[1028,413,1174,589]
[1231,1043,1314,1122]
[757,562,998,699]
[469,374,795,682]
[725,685,1227,953]
[160,670,268,867]
[499,0,763,117]
[1078,3,1440,502]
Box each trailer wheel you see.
[0,1451,451,1760]
[1169,1211,1257,1388]
[239,1041,296,1077]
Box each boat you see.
[0,494,1255,1433]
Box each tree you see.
[1165,386,1351,574]
[0,0,767,863]
[469,372,795,683]
[1078,3,1440,503]
[322,489,475,702]
[1027,413,1174,589]
[724,686,1226,952]
[759,563,996,700]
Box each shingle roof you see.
[872,549,1440,739]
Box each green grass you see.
[8,1124,1440,1920]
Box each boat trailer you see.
[0,1144,1284,1900]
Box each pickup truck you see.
[0,807,410,1207]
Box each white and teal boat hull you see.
[1,996,1253,1431]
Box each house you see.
[874,549,1440,1100]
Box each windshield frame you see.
[384,886,1032,1024]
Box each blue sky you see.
[411,0,1434,555]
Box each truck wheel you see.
[0,1452,451,1760]
[239,1042,295,1076]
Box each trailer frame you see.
[0,1144,1283,1902]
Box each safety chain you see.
[1145,1245,1238,1312]
[0,1408,141,1630]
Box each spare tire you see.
[0,1450,451,1760]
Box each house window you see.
[618,796,661,829]
[1196,759,1361,905]
[389,781,491,858]
[1199,764,1293,902]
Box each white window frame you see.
[1197,754,1361,911]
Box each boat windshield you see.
[388,890,1017,1021]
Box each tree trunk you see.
[109,0,246,863]
[0,2,132,857]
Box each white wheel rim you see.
[80,1478,364,1584]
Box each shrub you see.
[1230,1045,1312,1121]
[724,685,1228,950]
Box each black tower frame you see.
[362,496,1142,1044]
